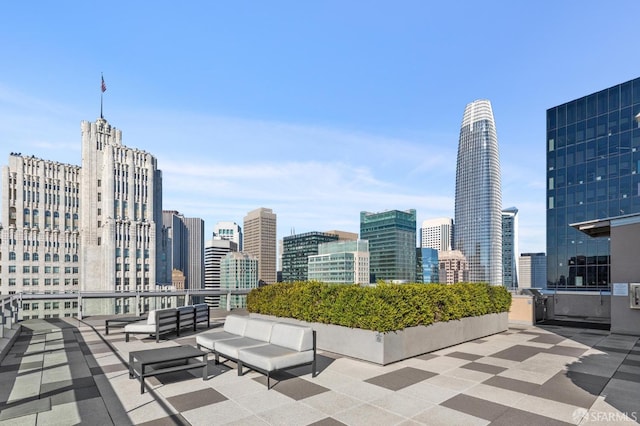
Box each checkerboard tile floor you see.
[1,317,638,425]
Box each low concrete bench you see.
[196,315,316,389]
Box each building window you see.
[33,253,39,261]
[9,252,16,260]
[22,303,30,310]
[8,266,16,273]
[23,266,30,273]
[24,252,30,261]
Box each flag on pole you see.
[101,75,107,93]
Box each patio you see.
[0,311,638,425]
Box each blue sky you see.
[2,1,640,253]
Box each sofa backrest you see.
[147,308,177,325]
[243,318,275,342]
[223,315,248,336]
[270,323,314,352]
[177,306,195,326]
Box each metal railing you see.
[4,288,254,325]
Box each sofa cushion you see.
[196,331,242,351]
[124,321,155,334]
[215,337,270,361]
[223,315,248,336]
[243,318,274,341]
[239,344,314,372]
[269,323,314,352]
[147,308,175,325]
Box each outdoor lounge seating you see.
[196,315,316,389]
[124,304,210,342]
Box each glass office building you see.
[360,209,416,283]
[454,100,503,286]
[546,77,640,290]
[281,231,339,282]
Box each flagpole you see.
[100,73,106,119]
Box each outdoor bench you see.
[196,314,316,389]
[124,304,210,342]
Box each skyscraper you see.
[546,77,640,290]
[420,217,453,252]
[214,221,243,251]
[282,231,339,282]
[360,209,416,283]
[519,253,546,288]
[0,117,163,316]
[159,211,204,290]
[204,238,238,307]
[502,207,519,289]
[454,99,503,286]
[243,207,277,284]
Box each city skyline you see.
[2,2,640,254]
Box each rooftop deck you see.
[0,312,638,425]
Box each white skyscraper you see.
[214,221,243,251]
[1,117,163,317]
[454,100,503,286]
[420,218,453,252]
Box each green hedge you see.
[246,281,512,333]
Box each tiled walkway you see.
[0,315,638,425]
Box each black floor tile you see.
[441,394,510,421]
[483,376,539,395]
[490,407,574,426]
[490,345,547,362]
[460,361,506,375]
[365,366,436,391]
[166,388,227,412]
[534,371,604,408]
[446,351,483,361]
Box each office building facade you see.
[420,218,453,252]
[438,250,469,284]
[418,247,439,283]
[519,252,546,288]
[214,221,242,251]
[219,252,258,308]
[502,207,519,289]
[308,240,369,285]
[204,237,237,307]
[282,231,339,282]
[546,77,640,290]
[243,207,277,284]
[455,99,503,286]
[159,211,204,290]
[360,209,416,283]
[0,117,163,317]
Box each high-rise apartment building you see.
[420,218,453,252]
[159,211,204,290]
[454,100,503,286]
[243,207,277,284]
[308,240,370,285]
[360,209,416,283]
[519,252,546,288]
[546,77,640,290]
[0,117,162,317]
[214,221,242,251]
[502,207,519,289]
[204,238,238,307]
[282,231,339,282]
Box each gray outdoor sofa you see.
[196,314,316,389]
[124,303,210,342]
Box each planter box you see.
[251,312,508,365]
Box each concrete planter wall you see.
[251,312,508,365]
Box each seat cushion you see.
[243,318,274,341]
[239,344,314,372]
[196,331,242,351]
[215,337,270,361]
[124,322,156,333]
[270,323,313,351]
[223,315,248,336]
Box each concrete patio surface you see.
[0,310,638,425]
